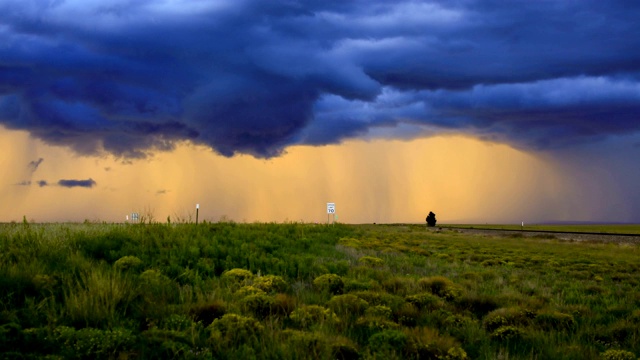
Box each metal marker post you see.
[196,204,200,225]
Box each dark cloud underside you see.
[58,178,96,188]
[1,0,639,157]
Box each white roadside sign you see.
[327,202,336,214]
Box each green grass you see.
[1,221,639,359]
[443,223,640,234]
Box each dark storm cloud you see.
[1,0,639,157]
[57,178,96,188]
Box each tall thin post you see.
[196,204,200,225]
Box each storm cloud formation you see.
[1,1,639,157]
[57,178,96,188]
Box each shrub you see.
[240,294,275,319]
[331,337,360,360]
[418,276,461,300]
[140,327,196,358]
[368,330,407,356]
[282,330,329,358]
[353,316,400,340]
[222,268,253,283]
[404,327,467,360]
[443,314,475,329]
[114,256,143,272]
[190,301,227,326]
[382,277,412,294]
[405,293,443,310]
[455,294,500,318]
[483,307,531,332]
[534,311,575,331]
[139,269,179,305]
[594,320,637,348]
[235,285,266,298]
[358,256,384,267]
[209,314,263,346]
[344,278,379,292]
[272,293,297,317]
[490,326,526,342]
[600,349,637,360]
[351,291,405,311]
[252,275,288,293]
[313,274,344,295]
[290,305,338,329]
[160,314,194,331]
[394,303,420,327]
[366,305,393,320]
[327,294,369,318]
[52,326,134,359]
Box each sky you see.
[1,0,640,223]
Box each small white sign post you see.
[327,202,336,224]
[196,204,200,225]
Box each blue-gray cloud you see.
[1,0,639,157]
[58,178,96,188]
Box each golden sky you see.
[0,126,629,224]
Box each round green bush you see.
[252,275,288,293]
[209,314,264,346]
[290,305,338,329]
[600,349,637,360]
[418,276,461,300]
[366,305,393,320]
[354,316,400,340]
[358,256,384,267]
[490,326,526,342]
[235,285,266,298]
[282,330,329,358]
[483,307,531,332]
[327,294,369,317]
[394,303,420,327]
[404,326,467,359]
[313,274,344,295]
[241,294,275,318]
[190,301,227,325]
[139,269,179,304]
[331,337,360,360]
[405,293,443,310]
[52,326,134,358]
[222,268,253,282]
[114,256,143,272]
[368,330,407,355]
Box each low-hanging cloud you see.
[1,1,639,157]
[58,178,96,188]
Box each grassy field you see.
[442,224,640,234]
[1,222,639,359]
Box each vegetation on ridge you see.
[1,221,639,359]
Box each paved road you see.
[442,227,640,244]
